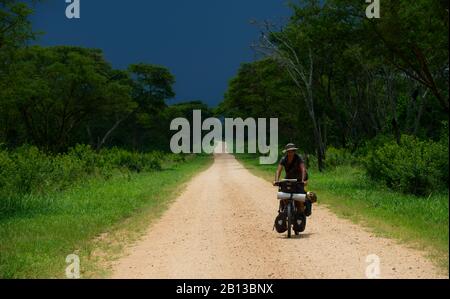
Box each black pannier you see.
[279,181,305,194]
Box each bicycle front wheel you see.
[287,203,292,238]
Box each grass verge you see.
[235,154,449,274]
[0,155,213,278]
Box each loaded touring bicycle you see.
[274,179,317,238]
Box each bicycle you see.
[274,179,309,238]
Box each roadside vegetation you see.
[0,1,215,278]
[0,145,183,216]
[0,148,212,278]
[235,146,449,272]
[219,0,448,272]
[1,0,448,278]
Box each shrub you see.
[0,145,184,215]
[164,153,188,165]
[0,149,16,206]
[324,147,355,169]
[100,148,163,173]
[354,134,393,158]
[303,148,354,171]
[9,146,55,195]
[363,135,449,195]
[0,146,58,213]
[66,144,99,174]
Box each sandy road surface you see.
[111,144,445,279]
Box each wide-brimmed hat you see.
[283,143,299,153]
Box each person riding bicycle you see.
[273,143,312,216]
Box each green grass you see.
[0,155,213,279]
[235,153,449,273]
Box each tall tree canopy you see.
[220,0,449,169]
[4,46,135,151]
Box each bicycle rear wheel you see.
[299,214,307,233]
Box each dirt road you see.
[111,144,445,279]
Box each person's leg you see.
[303,183,313,216]
[305,200,312,217]
[295,201,305,213]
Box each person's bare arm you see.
[274,164,283,186]
[299,162,306,183]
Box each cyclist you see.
[274,143,311,216]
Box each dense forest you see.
[0,0,213,215]
[0,0,448,201]
[218,0,449,195]
[0,0,213,153]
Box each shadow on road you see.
[276,233,315,240]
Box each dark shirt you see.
[279,154,304,180]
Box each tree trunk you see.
[384,68,401,145]
[413,90,429,136]
[97,117,125,151]
[86,125,94,147]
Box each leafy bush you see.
[0,145,185,215]
[0,149,15,201]
[166,153,187,164]
[324,147,355,169]
[7,146,55,194]
[304,147,354,171]
[100,148,163,173]
[363,135,449,195]
[354,134,394,158]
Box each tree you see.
[253,1,329,170]
[121,63,175,149]
[334,0,449,113]
[84,64,177,151]
[0,0,36,145]
[0,0,34,53]
[7,46,135,151]
[221,0,448,169]
[218,59,314,151]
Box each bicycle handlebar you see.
[274,179,305,186]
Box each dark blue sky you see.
[29,0,291,107]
